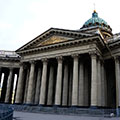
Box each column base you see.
[53,105,61,108]
[21,103,35,106]
[39,104,46,107]
[71,105,78,108]
[77,106,89,108]
[116,107,120,117]
[14,103,22,105]
[90,106,98,109]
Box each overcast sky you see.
[0,0,120,51]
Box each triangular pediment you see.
[16,28,92,53]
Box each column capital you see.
[41,58,48,64]
[30,60,36,64]
[9,67,14,71]
[114,56,120,62]
[56,56,63,62]
[19,62,28,70]
[71,54,79,58]
[89,51,98,58]
[19,62,25,66]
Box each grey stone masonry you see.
[72,54,79,106]
[115,57,120,107]
[90,53,98,106]
[34,67,41,104]
[78,60,84,106]
[55,57,63,105]
[62,63,68,106]
[26,61,36,104]
[47,65,54,105]
[15,64,24,103]
[97,59,102,107]
[0,67,2,85]
[39,59,48,105]
[5,68,13,103]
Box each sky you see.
[0,0,120,51]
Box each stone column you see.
[47,66,54,105]
[26,61,36,104]
[62,63,68,106]
[15,63,24,103]
[78,60,84,106]
[5,68,13,103]
[97,59,102,107]
[115,57,120,108]
[68,64,73,106]
[90,53,98,107]
[39,59,48,105]
[72,54,79,106]
[101,61,106,107]
[34,67,41,104]
[0,70,9,102]
[84,64,89,106]
[55,56,63,106]
[104,67,107,107]
[23,69,30,103]
[0,67,2,86]
[0,67,2,98]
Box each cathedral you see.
[0,10,120,112]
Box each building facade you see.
[0,11,120,109]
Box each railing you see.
[0,105,13,120]
[0,50,19,58]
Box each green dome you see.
[81,10,112,31]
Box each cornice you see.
[107,40,120,49]
[0,57,20,62]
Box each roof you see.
[81,10,112,32]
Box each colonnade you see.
[12,53,107,107]
[115,57,120,108]
[0,67,19,103]
[1,53,117,107]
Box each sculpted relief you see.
[37,36,71,46]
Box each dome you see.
[81,10,112,31]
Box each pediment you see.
[16,28,92,53]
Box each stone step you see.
[0,104,117,117]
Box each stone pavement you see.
[13,111,120,120]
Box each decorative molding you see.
[30,60,36,64]
[9,67,14,71]
[56,56,63,62]
[89,50,98,58]
[19,62,24,66]
[41,58,48,63]
[37,36,69,46]
[114,56,120,63]
[71,54,79,58]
